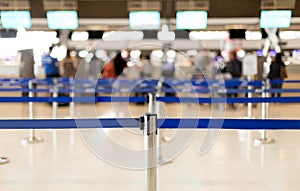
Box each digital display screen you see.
[129,11,160,30]
[47,11,78,30]
[1,11,32,29]
[176,11,207,30]
[260,10,292,28]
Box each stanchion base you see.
[0,157,9,165]
[254,137,275,146]
[241,116,256,119]
[161,136,171,142]
[22,136,43,144]
[159,156,173,165]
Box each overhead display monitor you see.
[0,29,17,38]
[260,10,292,28]
[229,29,246,39]
[47,11,78,30]
[129,11,160,30]
[176,11,208,30]
[0,11,32,29]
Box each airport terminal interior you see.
[1,0,300,191]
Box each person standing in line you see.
[161,59,176,97]
[140,54,153,78]
[56,49,76,106]
[89,53,104,78]
[192,51,214,80]
[61,49,76,78]
[268,52,287,97]
[225,51,242,79]
[223,51,242,109]
[42,46,60,105]
[102,52,127,79]
[42,46,60,78]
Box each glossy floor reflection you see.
[0,101,299,191]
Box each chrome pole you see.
[69,88,75,118]
[254,80,274,145]
[68,77,75,118]
[152,81,173,165]
[141,113,158,191]
[22,79,43,144]
[148,93,155,114]
[247,75,253,118]
[52,78,58,119]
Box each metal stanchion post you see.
[22,79,43,144]
[156,79,170,142]
[254,80,274,145]
[148,93,155,114]
[216,83,226,111]
[148,92,172,165]
[247,76,253,118]
[69,87,75,118]
[140,113,158,191]
[52,78,58,119]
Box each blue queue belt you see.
[0,96,300,103]
[156,96,300,103]
[0,96,147,103]
[0,118,299,130]
[1,87,300,94]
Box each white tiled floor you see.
[0,99,299,191]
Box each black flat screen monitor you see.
[229,29,246,39]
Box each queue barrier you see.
[0,117,299,130]
[0,78,300,147]
[0,77,300,87]
[0,96,147,103]
[156,96,300,104]
[1,78,300,95]
[2,86,300,94]
[0,113,300,191]
[1,77,300,190]
[0,115,300,191]
[1,95,300,104]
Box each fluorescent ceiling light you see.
[102,31,144,41]
[71,32,89,41]
[189,31,228,40]
[245,31,262,40]
[279,31,300,40]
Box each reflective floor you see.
[0,98,299,191]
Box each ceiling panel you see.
[27,0,300,19]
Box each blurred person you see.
[223,51,242,79]
[140,54,153,78]
[61,49,76,78]
[161,59,176,96]
[192,51,214,80]
[161,59,175,79]
[42,46,60,78]
[89,53,104,78]
[222,51,242,109]
[102,52,127,79]
[41,46,61,105]
[56,49,77,107]
[268,52,287,97]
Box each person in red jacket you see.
[102,52,127,78]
